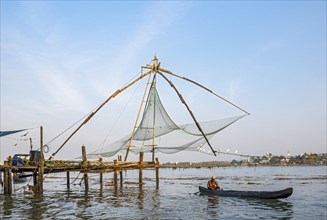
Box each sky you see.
[0,1,326,163]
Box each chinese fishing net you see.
[87,85,246,158]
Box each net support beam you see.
[49,70,152,160]
[158,71,217,156]
[124,72,153,161]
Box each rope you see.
[46,71,143,146]
[158,71,217,156]
[158,67,250,115]
[45,112,93,145]
[96,73,143,151]
[70,172,81,185]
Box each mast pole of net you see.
[158,67,250,115]
[124,69,154,161]
[151,73,157,162]
[157,71,217,156]
[49,70,152,160]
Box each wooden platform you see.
[0,147,160,195]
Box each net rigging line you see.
[95,72,144,151]
[157,71,217,156]
[49,70,152,160]
[86,83,245,158]
[158,67,250,116]
[46,70,143,146]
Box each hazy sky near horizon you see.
[1,1,326,162]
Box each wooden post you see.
[155,157,159,189]
[33,171,38,187]
[118,155,123,186]
[66,172,70,189]
[37,126,44,194]
[7,166,12,195]
[100,172,103,188]
[3,161,10,195]
[6,156,13,194]
[6,157,13,194]
[113,159,118,187]
[99,157,103,189]
[0,171,3,191]
[82,145,89,192]
[139,152,144,185]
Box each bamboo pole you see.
[99,157,103,188]
[124,72,153,161]
[6,157,13,195]
[152,75,157,163]
[158,71,217,156]
[3,161,9,194]
[33,171,38,188]
[66,171,70,189]
[118,155,123,187]
[139,152,144,185]
[49,70,152,160]
[155,157,159,190]
[0,171,3,191]
[158,67,250,115]
[113,159,118,187]
[7,165,12,195]
[82,145,89,192]
[38,126,44,194]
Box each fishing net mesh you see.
[87,86,245,158]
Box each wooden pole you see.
[33,171,38,188]
[139,152,144,185]
[113,159,118,187]
[82,145,89,192]
[152,75,157,163]
[66,172,70,189]
[158,72,217,156]
[38,126,44,194]
[99,157,103,188]
[158,67,250,115]
[124,73,153,161]
[100,172,103,188]
[155,157,159,189]
[3,161,9,195]
[0,171,3,191]
[5,157,13,195]
[7,166,12,195]
[49,70,152,160]
[118,155,123,187]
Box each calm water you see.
[1,166,326,219]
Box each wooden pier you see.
[0,145,160,195]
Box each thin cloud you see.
[2,6,92,114]
[91,2,194,98]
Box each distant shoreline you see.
[159,161,327,169]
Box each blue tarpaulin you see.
[0,129,29,137]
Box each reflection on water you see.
[251,198,293,212]
[0,166,326,219]
[207,195,220,219]
[3,195,14,217]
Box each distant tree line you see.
[160,153,327,168]
[231,153,327,166]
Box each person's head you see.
[211,176,216,180]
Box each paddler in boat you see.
[207,176,221,191]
